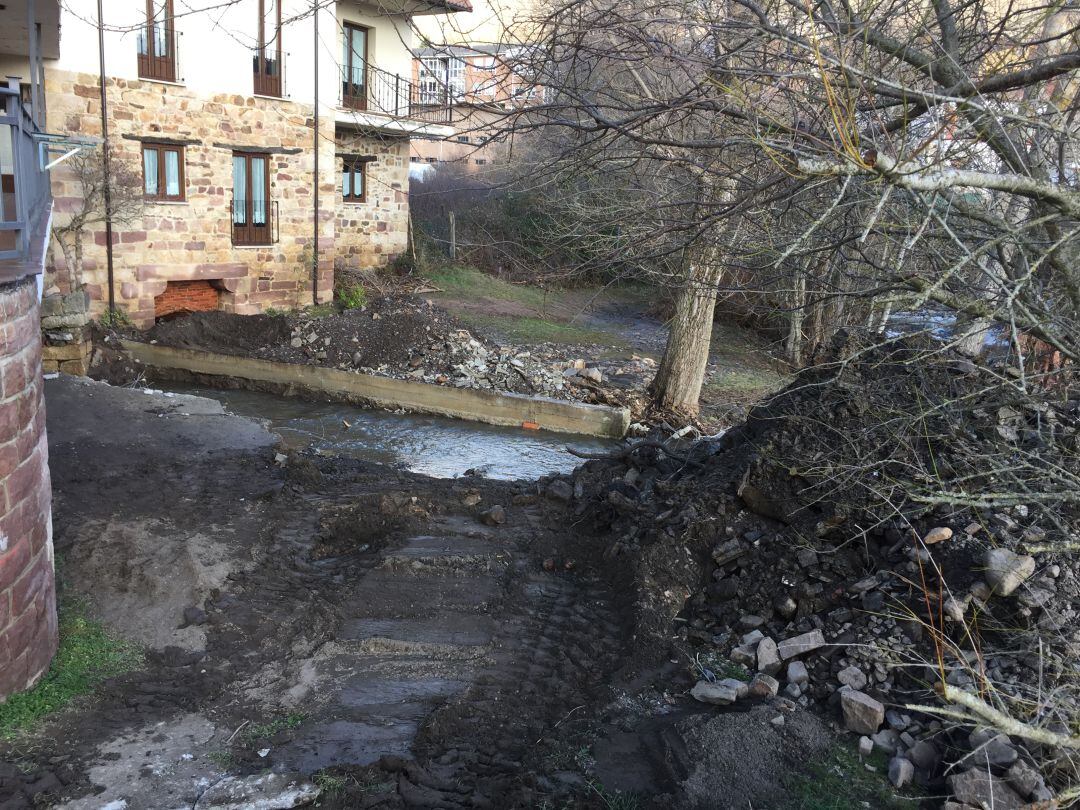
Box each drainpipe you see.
[312,0,319,306]
[97,0,116,316]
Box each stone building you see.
[0,0,61,700]
[41,0,468,344]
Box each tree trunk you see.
[649,253,722,415]
[785,263,806,364]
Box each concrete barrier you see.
[121,340,631,439]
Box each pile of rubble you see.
[563,337,1079,808]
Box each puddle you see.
[161,385,617,480]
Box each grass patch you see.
[689,651,752,683]
[704,368,788,397]
[241,712,305,745]
[0,600,142,739]
[465,314,627,347]
[784,745,911,810]
[425,265,548,310]
[335,281,368,310]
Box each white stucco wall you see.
[52,1,414,107]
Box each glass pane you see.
[251,158,266,224]
[143,149,158,195]
[353,169,363,199]
[232,156,246,224]
[164,150,180,196]
[350,29,365,85]
[152,1,168,56]
[341,170,350,198]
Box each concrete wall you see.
[0,277,58,699]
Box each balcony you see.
[230,196,278,247]
[0,79,51,282]
[253,47,284,98]
[137,21,178,83]
[338,59,453,136]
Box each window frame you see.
[254,0,283,97]
[142,142,186,202]
[341,157,367,204]
[137,0,177,82]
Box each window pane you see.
[251,157,267,224]
[232,156,246,223]
[164,150,180,197]
[353,169,363,199]
[152,1,169,55]
[350,29,365,85]
[341,169,350,198]
[143,148,158,195]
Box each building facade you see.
[43,0,466,332]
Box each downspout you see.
[97,0,116,316]
[312,0,319,305]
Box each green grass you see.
[336,281,368,310]
[705,368,788,395]
[467,314,626,347]
[425,264,548,309]
[0,600,142,739]
[784,745,911,810]
[241,712,305,745]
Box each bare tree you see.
[51,146,144,294]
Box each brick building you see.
[41,0,469,340]
[0,0,60,700]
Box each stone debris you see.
[841,690,885,735]
[887,756,914,788]
[777,629,826,660]
[479,505,506,526]
[947,769,1026,810]
[193,772,320,809]
[756,637,781,675]
[982,548,1036,597]
[923,526,953,544]
[690,680,740,705]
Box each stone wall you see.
[43,69,363,328]
[334,132,411,278]
[0,277,58,699]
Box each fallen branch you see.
[906,684,1080,750]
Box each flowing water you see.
[161,384,618,480]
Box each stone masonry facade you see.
[0,277,58,700]
[44,70,412,329]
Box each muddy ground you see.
[0,376,843,809]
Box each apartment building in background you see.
[42,0,468,334]
[410,44,541,171]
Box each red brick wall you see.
[0,277,57,699]
[154,280,220,320]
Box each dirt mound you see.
[568,336,1080,806]
[146,310,292,355]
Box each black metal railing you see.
[230,197,278,247]
[0,79,50,267]
[340,59,452,125]
[137,22,178,82]
[253,47,284,97]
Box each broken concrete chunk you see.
[841,689,885,735]
[888,757,914,788]
[747,673,779,698]
[711,539,747,566]
[837,665,867,690]
[858,736,873,757]
[730,645,757,667]
[193,772,320,809]
[756,637,782,675]
[778,629,826,660]
[786,660,809,685]
[691,680,739,706]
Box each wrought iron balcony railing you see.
[340,59,452,125]
[0,79,50,269]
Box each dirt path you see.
[0,377,847,809]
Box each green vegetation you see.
[586,780,641,810]
[336,280,368,310]
[689,651,752,683]
[468,314,625,347]
[705,368,787,395]
[0,600,142,739]
[425,264,548,310]
[784,745,912,810]
[241,712,305,745]
[302,303,336,319]
[313,771,348,796]
[97,307,132,329]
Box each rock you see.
[770,714,785,727]
[741,630,764,647]
[545,479,574,502]
[460,491,482,507]
[718,678,749,699]
[841,690,885,735]
[731,645,757,667]
[1005,760,1043,799]
[858,736,873,757]
[786,660,809,685]
[782,682,802,699]
[181,606,207,627]
[739,614,767,630]
[796,548,818,568]
[885,710,910,731]
[947,769,1025,810]
[837,666,867,690]
[871,729,900,754]
[943,595,969,623]
[907,740,939,773]
[579,367,603,383]
[888,757,914,788]
[756,637,782,675]
[479,505,506,526]
[193,772,320,809]
[778,629,826,660]
[712,539,747,566]
[983,548,1036,597]
[967,728,1018,767]
[691,680,739,705]
[747,673,779,698]
[923,526,953,545]
[773,595,798,619]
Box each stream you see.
[161,384,619,480]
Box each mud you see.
[0,376,837,810]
